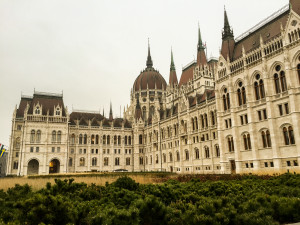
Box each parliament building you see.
[7,0,300,175]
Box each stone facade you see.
[6,1,300,176]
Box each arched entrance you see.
[49,159,60,174]
[27,159,39,175]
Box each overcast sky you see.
[0,0,288,145]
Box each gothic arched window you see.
[185,150,189,160]
[195,148,200,159]
[254,74,265,100]
[237,82,246,106]
[274,65,287,93]
[36,130,41,143]
[52,131,56,143]
[223,88,230,110]
[92,157,97,166]
[57,131,61,143]
[204,146,210,158]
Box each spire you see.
[109,102,113,121]
[197,24,205,51]
[170,48,175,71]
[196,25,207,66]
[222,8,234,40]
[169,48,178,86]
[146,38,153,68]
[102,107,104,117]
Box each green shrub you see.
[112,176,139,191]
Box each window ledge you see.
[240,149,252,152]
[258,147,272,150]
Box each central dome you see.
[133,68,166,91]
[133,43,166,92]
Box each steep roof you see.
[70,112,104,121]
[17,92,66,117]
[113,118,123,127]
[16,97,32,118]
[232,7,289,61]
[28,93,66,116]
[124,120,132,128]
[291,0,300,16]
[179,62,196,87]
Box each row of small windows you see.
[74,148,132,155]
[245,160,299,169]
[139,146,220,165]
[70,157,299,168]
[70,134,132,145]
[72,157,131,167]
[29,146,61,153]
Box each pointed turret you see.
[146,39,153,68]
[169,49,178,87]
[109,102,113,121]
[196,25,207,67]
[221,8,235,61]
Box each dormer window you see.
[56,107,61,116]
[35,106,40,115]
